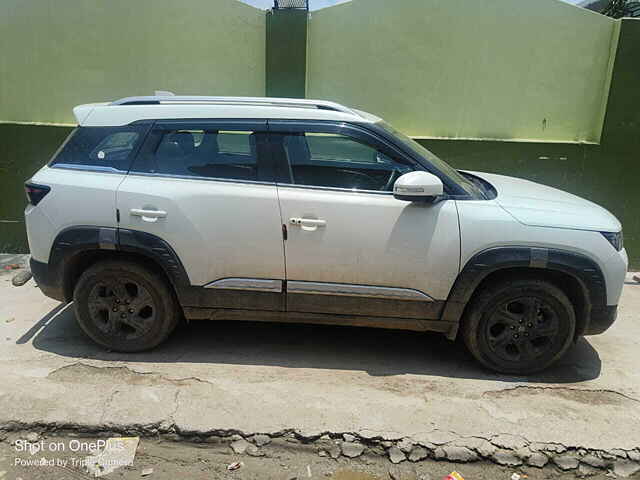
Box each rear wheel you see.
[462,278,575,375]
[73,260,179,352]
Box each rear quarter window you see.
[50,125,147,172]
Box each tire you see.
[462,278,576,375]
[73,260,180,352]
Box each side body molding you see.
[441,246,607,339]
[287,281,433,301]
[204,278,283,293]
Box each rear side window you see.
[131,128,261,182]
[50,125,147,172]
[218,131,253,155]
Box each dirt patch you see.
[47,363,209,387]
[332,470,380,480]
[483,385,639,407]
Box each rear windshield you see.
[50,125,148,172]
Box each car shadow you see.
[26,303,601,384]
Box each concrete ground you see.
[0,256,639,477]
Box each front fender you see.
[441,246,606,339]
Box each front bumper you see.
[30,258,66,303]
[584,305,618,336]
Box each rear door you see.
[29,124,150,263]
[116,120,286,310]
[269,121,460,320]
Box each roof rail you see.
[109,95,361,117]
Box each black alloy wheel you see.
[74,260,179,352]
[462,278,576,375]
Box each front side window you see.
[132,129,259,182]
[50,126,147,171]
[280,132,415,191]
[375,121,485,198]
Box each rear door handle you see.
[130,208,167,223]
[290,217,327,229]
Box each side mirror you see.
[393,171,444,202]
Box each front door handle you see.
[130,208,167,223]
[290,217,327,230]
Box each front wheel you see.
[462,278,576,375]
[73,260,179,352]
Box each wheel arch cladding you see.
[49,226,190,302]
[442,247,606,339]
[116,229,191,288]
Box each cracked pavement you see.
[1,267,639,470]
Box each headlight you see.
[601,231,623,251]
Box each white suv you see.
[24,95,628,374]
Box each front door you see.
[117,120,286,311]
[269,121,460,320]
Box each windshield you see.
[376,121,484,198]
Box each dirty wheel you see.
[462,278,575,375]
[73,260,179,352]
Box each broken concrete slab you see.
[529,442,566,454]
[614,460,640,478]
[341,441,365,458]
[578,464,600,478]
[328,444,341,459]
[412,431,459,446]
[582,454,607,468]
[451,437,496,457]
[527,452,548,468]
[252,434,271,447]
[388,464,418,480]
[553,454,580,471]
[442,446,477,462]
[230,438,252,454]
[492,449,523,466]
[408,447,429,462]
[246,444,263,457]
[628,450,640,462]
[490,434,529,451]
[388,446,406,464]
[398,437,414,453]
[342,433,356,443]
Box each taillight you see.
[25,183,51,206]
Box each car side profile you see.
[24,95,628,374]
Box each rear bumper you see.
[584,305,618,336]
[30,258,66,303]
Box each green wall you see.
[0,0,265,125]
[306,0,617,142]
[600,19,640,152]
[419,139,639,269]
[0,125,71,252]
[414,19,640,269]
[266,9,308,98]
